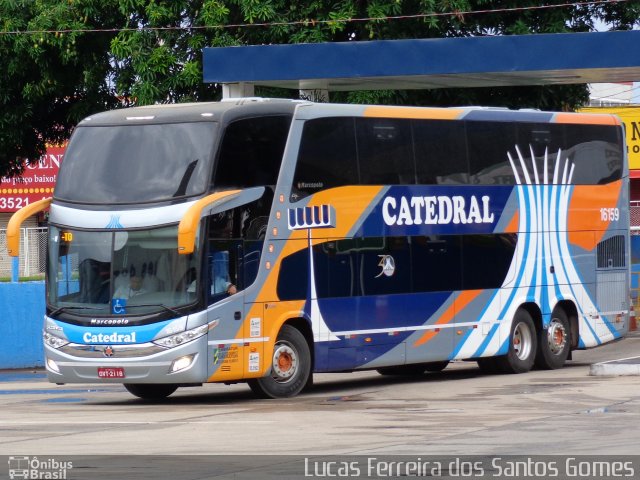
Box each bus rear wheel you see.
[124,383,178,400]
[535,308,570,370]
[248,325,311,399]
[495,309,537,374]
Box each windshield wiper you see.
[48,306,104,317]
[125,304,182,316]
[172,159,199,197]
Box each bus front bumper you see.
[44,336,209,384]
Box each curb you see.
[590,356,640,376]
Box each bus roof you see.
[78,98,303,126]
[297,103,621,126]
[78,98,621,127]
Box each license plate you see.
[97,367,125,378]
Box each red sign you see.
[0,145,64,213]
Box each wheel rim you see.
[513,321,533,360]
[547,319,567,355]
[271,341,298,384]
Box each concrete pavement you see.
[590,330,640,376]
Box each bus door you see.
[210,197,269,379]
[241,237,267,377]
[206,222,245,380]
[595,234,628,335]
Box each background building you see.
[582,84,640,229]
[584,82,640,301]
[589,81,635,107]
[0,145,62,278]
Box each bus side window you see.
[563,124,623,185]
[238,193,270,290]
[205,192,272,301]
[239,195,269,290]
[413,120,469,185]
[277,248,309,301]
[208,250,232,300]
[356,118,414,185]
[313,240,358,298]
[240,189,272,241]
[462,234,516,290]
[516,123,562,183]
[206,210,237,302]
[243,239,262,290]
[467,121,518,185]
[292,117,358,199]
[411,236,462,292]
[359,236,411,296]
[214,116,291,189]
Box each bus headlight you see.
[47,358,61,373]
[170,354,196,373]
[43,331,69,349]
[153,323,210,348]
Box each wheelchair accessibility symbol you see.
[112,298,127,315]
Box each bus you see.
[7,99,629,399]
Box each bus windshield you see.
[47,225,200,316]
[54,122,218,204]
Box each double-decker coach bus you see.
[7,99,629,399]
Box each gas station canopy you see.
[203,30,640,91]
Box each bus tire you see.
[302,372,314,392]
[124,383,178,400]
[495,309,537,374]
[248,325,311,399]
[424,361,449,372]
[477,357,499,373]
[535,308,570,370]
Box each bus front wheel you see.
[535,308,570,370]
[495,309,537,374]
[424,361,449,372]
[124,383,178,400]
[248,325,311,399]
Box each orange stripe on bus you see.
[364,106,464,120]
[504,210,519,233]
[413,289,482,347]
[305,186,384,238]
[554,113,621,126]
[567,180,622,251]
[414,330,438,346]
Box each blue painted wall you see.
[0,282,45,368]
[632,236,640,303]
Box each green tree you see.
[1,0,638,178]
[0,0,121,177]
